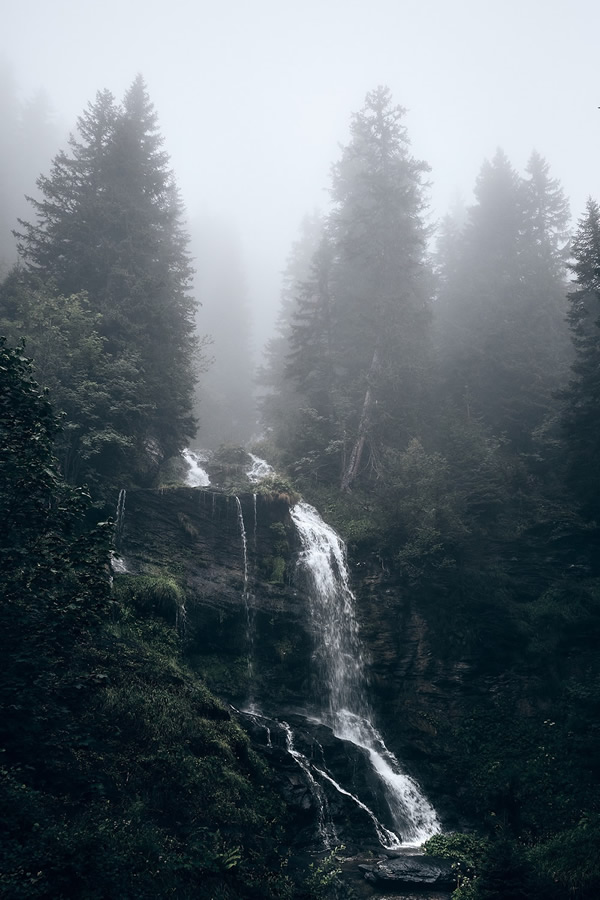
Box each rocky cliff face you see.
[115,487,313,710]
[114,484,466,840]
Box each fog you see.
[3,0,600,350]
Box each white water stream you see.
[246,453,274,483]
[290,500,440,847]
[182,448,211,487]
[281,721,338,848]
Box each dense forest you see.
[2,76,600,899]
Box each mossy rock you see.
[114,575,185,624]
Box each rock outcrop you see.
[114,483,465,848]
[360,853,455,889]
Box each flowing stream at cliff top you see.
[246,453,274,483]
[290,501,440,846]
[182,448,211,487]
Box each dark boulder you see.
[361,853,455,889]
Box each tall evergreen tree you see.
[0,270,147,491]
[14,76,197,480]
[561,199,600,516]
[434,150,570,451]
[258,212,324,460]
[278,87,432,489]
[330,87,432,489]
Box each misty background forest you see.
[2,1,600,898]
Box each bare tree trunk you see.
[340,349,379,492]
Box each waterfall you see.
[235,497,255,691]
[247,453,274,483]
[281,721,338,849]
[176,600,188,639]
[311,762,400,849]
[115,489,127,543]
[290,501,440,847]
[110,489,131,575]
[182,448,211,487]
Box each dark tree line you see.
[260,87,600,898]
[3,72,600,897]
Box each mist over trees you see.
[433,148,572,452]
[2,62,600,897]
[1,75,199,493]
[256,87,600,897]
[189,218,256,448]
[0,62,61,270]
[261,87,432,488]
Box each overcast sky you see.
[3,0,600,346]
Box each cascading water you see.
[290,501,440,846]
[182,448,211,487]
[311,761,401,849]
[281,721,338,849]
[246,453,274,483]
[115,489,127,543]
[111,489,131,574]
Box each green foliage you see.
[263,87,432,489]
[0,336,111,620]
[0,271,148,492]
[256,474,301,504]
[269,556,286,584]
[424,833,489,899]
[0,610,295,898]
[13,76,199,488]
[560,198,600,518]
[434,150,571,454]
[527,815,600,898]
[0,343,295,898]
[304,848,344,899]
[113,574,185,623]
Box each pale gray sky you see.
[4,0,600,346]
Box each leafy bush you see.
[424,832,489,899]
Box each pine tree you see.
[0,269,147,491]
[331,87,432,490]
[258,212,324,461]
[280,87,432,490]
[561,199,600,516]
[14,76,197,481]
[434,150,570,451]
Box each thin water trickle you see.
[110,554,130,574]
[235,496,255,691]
[281,722,338,849]
[290,500,440,846]
[115,489,127,545]
[176,601,188,640]
[312,763,401,849]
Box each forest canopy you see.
[2,73,600,899]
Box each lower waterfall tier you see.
[113,487,462,851]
